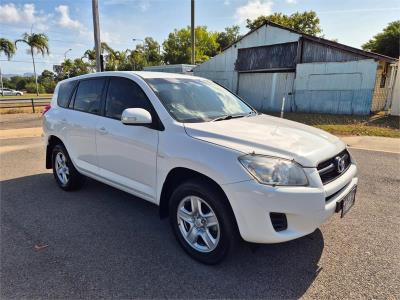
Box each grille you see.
[270,213,287,232]
[317,149,351,184]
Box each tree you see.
[144,37,162,66]
[38,70,57,93]
[246,11,322,36]
[163,26,219,64]
[54,58,92,80]
[216,26,241,50]
[15,33,49,96]
[362,21,400,58]
[0,38,16,96]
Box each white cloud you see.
[55,5,82,29]
[235,0,273,24]
[286,0,297,4]
[102,31,122,45]
[0,3,49,28]
[104,0,150,11]
[138,0,150,12]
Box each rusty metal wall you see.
[235,42,297,72]
[302,40,368,63]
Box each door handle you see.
[60,118,67,123]
[98,127,108,134]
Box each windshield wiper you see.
[211,111,256,122]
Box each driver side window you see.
[105,77,152,120]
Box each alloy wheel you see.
[55,152,69,185]
[177,196,220,253]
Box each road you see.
[1,120,399,299]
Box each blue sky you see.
[1,0,399,75]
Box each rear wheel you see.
[52,144,84,191]
[169,178,237,264]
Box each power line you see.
[0,59,60,64]
[0,32,86,46]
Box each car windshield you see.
[146,77,255,123]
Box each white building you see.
[194,22,398,115]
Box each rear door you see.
[66,77,106,174]
[95,77,159,202]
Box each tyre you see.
[169,178,237,264]
[52,144,84,191]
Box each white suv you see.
[43,71,358,264]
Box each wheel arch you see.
[158,167,239,233]
[46,135,65,169]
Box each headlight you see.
[238,154,308,186]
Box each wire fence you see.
[0,97,52,113]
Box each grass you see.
[0,93,52,99]
[273,112,400,138]
[0,106,46,114]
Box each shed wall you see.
[301,40,369,63]
[193,25,300,91]
[294,59,377,114]
[389,60,400,116]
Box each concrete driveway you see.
[1,116,399,299]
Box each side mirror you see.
[121,108,152,125]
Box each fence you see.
[0,97,52,113]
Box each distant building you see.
[144,64,195,75]
[194,21,398,115]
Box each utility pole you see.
[92,0,102,72]
[191,0,195,65]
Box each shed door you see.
[237,72,295,112]
[294,59,377,114]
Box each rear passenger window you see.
[105,78,152,120]
[73,79,105,114]
[57,81,77,108]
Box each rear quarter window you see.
[57,81,77,108]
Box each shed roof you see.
[223,21,397,63]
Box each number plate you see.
[340,186,357,218]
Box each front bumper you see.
[222,163,358,243]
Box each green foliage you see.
[216,26,241,50]
[246,11,322,36]
[15,32,49,56]
[25,82,45,93]
[144,37,162,66]
[38,70,57,93]
[0,38,16,60]
[54,58,93,80]
[3,76,35,90]
[362,21,400,58]
[163,26,219,64]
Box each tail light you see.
[42,104,51,115]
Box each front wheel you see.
[169,178,237,264]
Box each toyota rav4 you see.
[43,71,358,264]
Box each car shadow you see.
[1,173,324,299]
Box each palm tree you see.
[15,32,49,96]
[0,38,16,96]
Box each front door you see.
[95,77,158,202]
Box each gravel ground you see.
[0,113,42,130]
[0,136,399,299]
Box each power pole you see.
[191,0,195,65]
[92,0,102,72]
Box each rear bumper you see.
[222,164,358,243]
